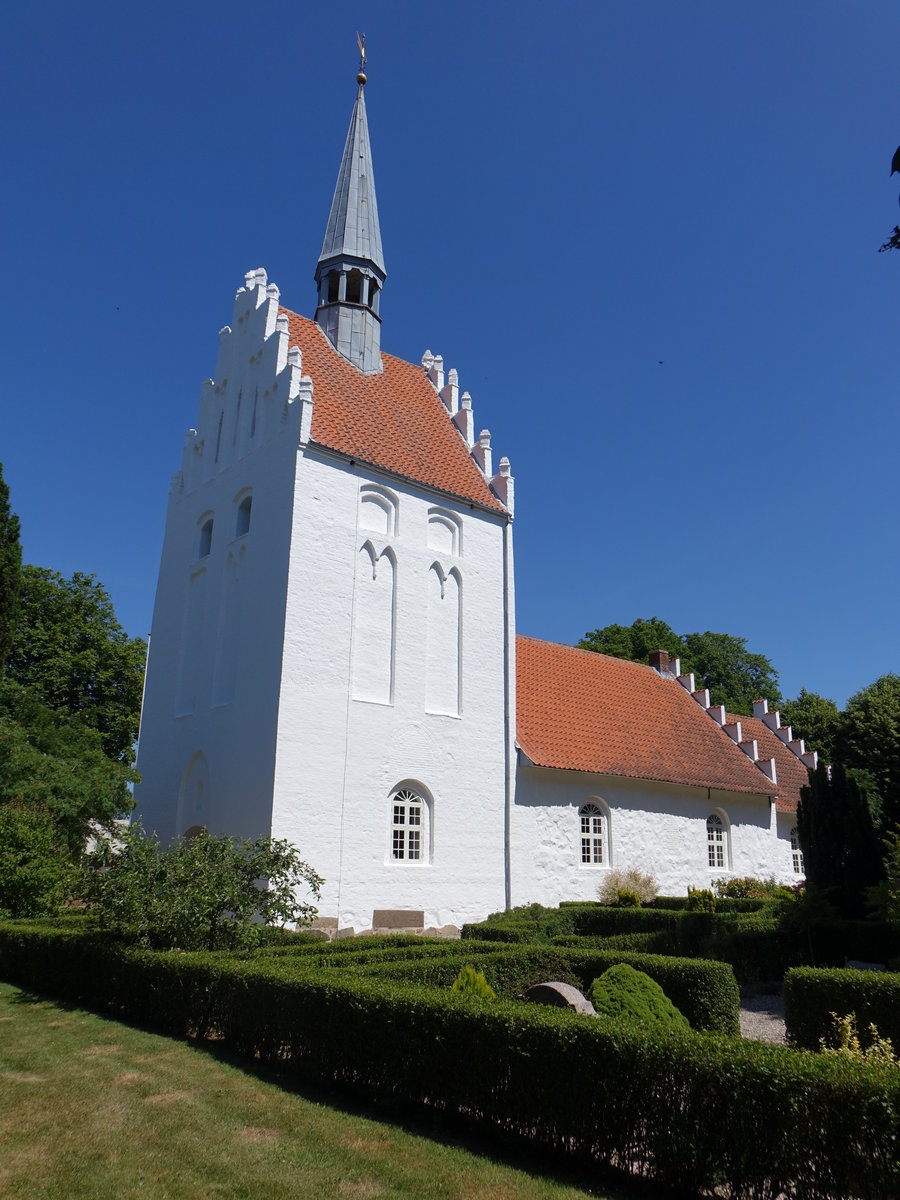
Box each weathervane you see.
[356,32,367,85]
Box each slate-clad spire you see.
[314,55,386,374]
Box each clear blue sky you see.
[1,1,897,709]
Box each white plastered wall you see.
[135,273,307,843]
[511,766,800,905]
[270,449,511,931]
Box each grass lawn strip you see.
[0,982,616,1200]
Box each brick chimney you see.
[648,649,670,673]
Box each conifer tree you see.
[0,463,22,676]
[798,763,883,917]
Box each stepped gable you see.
[281,308,504,512]
[516,637,777,797]
[731,713,809,813]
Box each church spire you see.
[314,37,386,374]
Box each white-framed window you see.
[389,784,432,863]
[580,803,606,865]
[392,789,423,861]
[707,813,729,870]
[791,826,805,875]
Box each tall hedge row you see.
[784,966,900,1051]
[1,923,898,1200]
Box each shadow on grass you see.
[5,983,668,1200]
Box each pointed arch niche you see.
[426,562,461,715]
[177,751,211,837]
[352,540,396,704]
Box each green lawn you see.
[0,981,617,1200]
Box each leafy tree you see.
[5,566,146,764]
[838,674,900,835]
[579,616,682,665]
[780,689,842,765]
[579,616,780,715]
[0,680,136,856]
[0,804,73,917]
[797,763,883,918]
[82,823,323,950]
[681,630,780,715]
[0,463,22,676]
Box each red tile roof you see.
[731,713,809,814]
[516,637,777,798]
[280,309,504,512]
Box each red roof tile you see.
[730,713,810,814]
[280,309,504,512]
[516,637,777,797]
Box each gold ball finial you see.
[357,70,367,86]
[356,31,367,86]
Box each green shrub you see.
[713,875,790,900]
[784,967,900,1051]
[590,963,689,1032]
[616,889,641,908]
[820,1012,898,1066]
[451,964,496,999]
[80,822,323,951]
[687,887,717,912]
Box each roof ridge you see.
[515,634,665,675]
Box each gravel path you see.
[740,992,786,1044]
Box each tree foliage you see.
[780,689,842,766]
[5,566,146,765]
[82,823,323,950]
[0,463,22,676]
[0,803,73,917]
[0,680,136,856]
[838,675,900,835]
[798,763,883,917]
[579,616,780,715]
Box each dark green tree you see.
[798,763,884,918]
[838,674,900,835]
[681,630,780,715]
[5,566,146,765]
[0,463,22,676]
[0,680,136,856]
[579,616,682,664]
[578,616,780,715]
[780,689,842,765]
[0,803,73,917]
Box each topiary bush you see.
[451,964,496,999]
[590,963,690,1032]
[687,887,716,912]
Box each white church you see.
[135,66,812,931]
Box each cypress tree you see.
[0,463,22,675]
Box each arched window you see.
[390,785,430,863]
[707,813,728,869]
[198,518,213,559]
[327,271,340,303]
[580,803,607,865]
[791,827,805,875]
[235,495,252,537]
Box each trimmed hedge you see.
[356,944,740,1034]
[784,966,900,1051]
[1,922,898,1199]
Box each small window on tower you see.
[368,280,379,311]
[346,269,362,304]
[327,272,340,303]
[199,519,213,559]
[235,495,252,537]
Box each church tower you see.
[313,52,385,373]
